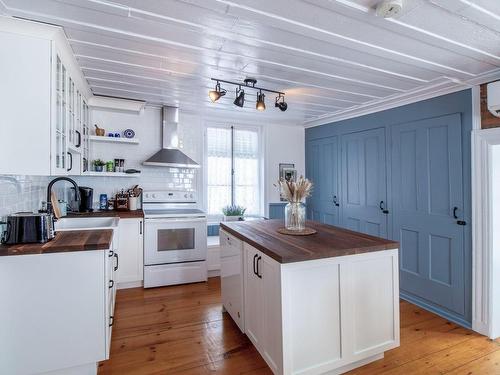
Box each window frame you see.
[203,122,263,222]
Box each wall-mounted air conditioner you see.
[487,81,500,118]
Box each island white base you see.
[220,229,400,375]
[326,353,384,375]
[280,249,400,375]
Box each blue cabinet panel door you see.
[306,136,340,225]
[391,114,466,319]
[341,128,388,238]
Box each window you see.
[206,125,261,218]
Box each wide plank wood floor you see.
[99,277,500,375]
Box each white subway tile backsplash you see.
[0,175,49,218]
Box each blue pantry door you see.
[391,113,466,319]
[306,137,340,225]
[306,140,321,221]
[341,128,388,237]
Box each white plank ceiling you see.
[2,0,500,126]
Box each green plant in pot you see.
[93,159,106,172]
[222,205,246,221]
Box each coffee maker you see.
[78,186,94,212]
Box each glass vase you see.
[284,202,306,231]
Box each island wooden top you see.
[67,209,144,219]
[220,220,398,264]
[0,229,113,257]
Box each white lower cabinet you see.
[0,247,117,375]
[117,218,144,288]
[244,244,283,374]
[221,236,400,375]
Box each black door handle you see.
[108,250,114,258]
[109,279,114,289]
[253,254,258,276]
[457,220,467,226]
[139,220,143,235]
[109,315,114,327]
[256,256,262,279]
[75,130,81,148]
[379,200,389,214]
[114,252,119,271]
[333,195,339,207]
[67,152,73,171]
[453,207,459,219]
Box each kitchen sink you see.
[54,216,119,231]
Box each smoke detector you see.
[376,0,403,18]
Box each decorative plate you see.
[123,129,135,138]
[277,227,317,236]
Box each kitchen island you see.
[220,219,400,375]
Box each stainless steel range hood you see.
[143,106,200,168]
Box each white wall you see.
[74,106,304,214]
[264,124,305,215]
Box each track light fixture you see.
[209,77,287,112]
[256,91,266,111]
[233,87,245,107]
[275,94,288,112]
[208,81,226,102]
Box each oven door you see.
[144,217,207,265]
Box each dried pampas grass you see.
[277,176,313,203]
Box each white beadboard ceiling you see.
[2,0,500,126]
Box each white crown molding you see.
[303,70,500,128]
[88,95,145,113]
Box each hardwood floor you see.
[99,277,500,375]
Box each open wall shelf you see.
[89,136,139,144]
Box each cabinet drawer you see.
[220,230,242,257]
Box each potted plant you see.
[93,159,106,172]
[222,205,246,221]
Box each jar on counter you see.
[284,202,306,231]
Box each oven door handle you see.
[145,217,207,223]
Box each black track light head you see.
[256,91,266,111]
[275,95,288,111]
[208,81,226,102]
[234,87,245,107]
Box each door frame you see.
[472,126,500,338]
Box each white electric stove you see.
[142,190,207,288]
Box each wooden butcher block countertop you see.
[0,229,113,257]
[67,209,144,219]
[220,219,398,264]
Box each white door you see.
[261,254,283,374]
[244,245,263,348]
[144,217,207,265]
[117,218,144,285]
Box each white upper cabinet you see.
[0,16,91,176]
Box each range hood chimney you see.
[143,106,200,168]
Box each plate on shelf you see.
[123,129,135,138]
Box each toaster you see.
[1,212,55,245]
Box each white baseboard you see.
[208,270,221,277]
[117,280,143,289]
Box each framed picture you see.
[279,163,296,201]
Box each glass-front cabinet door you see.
[82,100,90,173]
[53,55,67,175]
